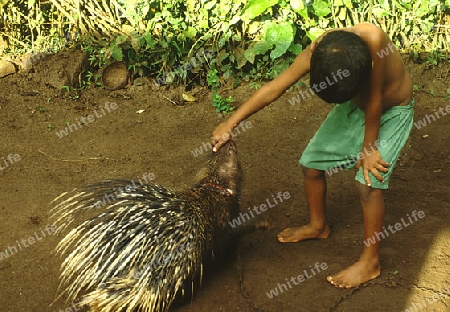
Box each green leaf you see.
[290,0,305,11]
[312,0,332,17]
[115,35,128,45]
[131,36,141,53]
[204,1,216,10]
[415,7,428,17]
[306,27,326,41]
[241,0,279,21]
[230,15,241,25]
[248,21,261,34]
[110,45,123,61]
[232,33,242,41]
[234,47,248,68]
[290,0,309,18]
[253,40,272,55]
[265,22,294,59]
[143,32,155,48]
[288,43,303,54]
[199,19,209,28]
[183,26,197,39]
[242,48,255,65]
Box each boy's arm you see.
[358,28,390,186]
[212,46,313,150]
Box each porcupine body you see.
[50,141,241,311]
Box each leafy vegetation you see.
[207,65,234,113]
[1,0,449,110]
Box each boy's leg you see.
[327,100,414,287]
[277,102,358,243]
[327,182,383,288]
[277,166,330,242]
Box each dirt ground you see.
[0,52,449,312]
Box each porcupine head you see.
[191,140,242,233]
[195,140,241,198]
[198,141,269,235]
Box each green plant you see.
[61,85,80,99]
[207,65,234,113]
[212,94,234,114]
[249,82,261,90]
[1,0,449,89]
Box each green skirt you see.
[300,99,414,189]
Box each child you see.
[211,23,414,288]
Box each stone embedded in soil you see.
[102,61,129,90]
[0,60,16,78]
[31,49,89,89]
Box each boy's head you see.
[310,30,372,104]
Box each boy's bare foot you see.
[327,257,380,288]
[277,224,330,243]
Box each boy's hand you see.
[355,150,389,187]
[211,122,233,152]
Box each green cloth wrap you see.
[299,99,414,189]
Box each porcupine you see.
[50,141,245,311]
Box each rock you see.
[0,60,16,78]
[31,49,89,89]
[16,52,48,71]
[102,62,129,90]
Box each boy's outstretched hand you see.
[211,122,233,152]
[355,150,389,187]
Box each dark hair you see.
[310,31,372,104]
